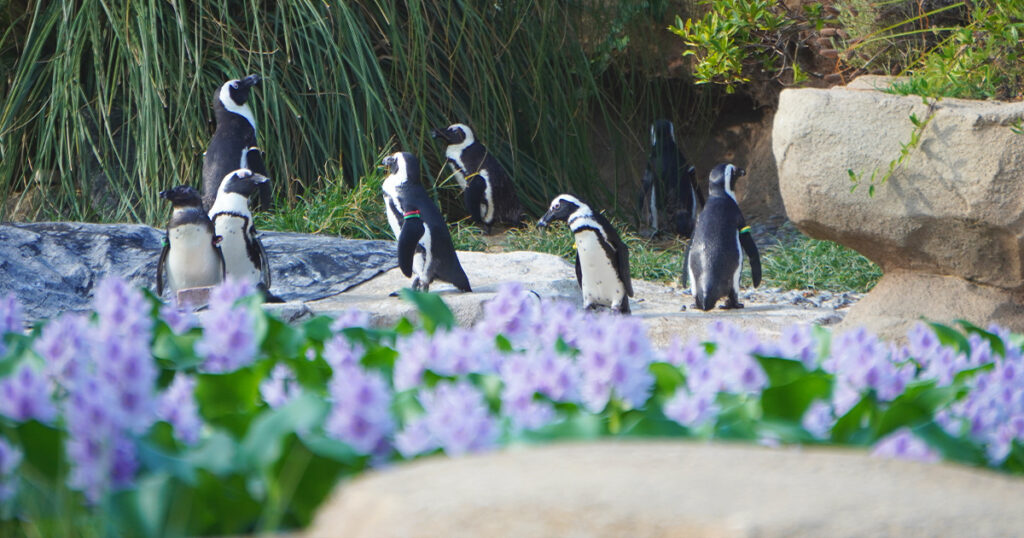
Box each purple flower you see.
[826,327,913,402]
[393,331,433,391]
[93,277,153,338]
[92,335,157,434]
[664,389,718,429]
[906,322,940,360]
[0,364,57,423]
[325,365,394,455]
[34,313,90,387]
[63,373,131,503]
[323,334,365,370]
[871,428,940,463]
[498,349,568,431]
[260,364,299,409]
[663,337,705,369]
[0,436,22,502]
[430,327,498,377]
[160,301,199,335]
[777,324,818,370]
[398,380,498,457]
[196,299,259,374]
[331,310,371,331]
[208,278,256,309]
[0,293,23,358]
[575,313,654,412]
[157,374,203,445]
[802,400,834,439]
[475,282,542,345]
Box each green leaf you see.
[519,413,605,442]
[239,392,329,471]
[955,319,1005,357]
[398,289,455,332]
[185,431,239,475]
[756,356,810,386]
[151,325,202,370]
[302,316,335,343]
[760,373,832,421]
[649,362,685,398]
[927,321,970,355]
[873,381,958,438]
[831,394,878,444]
[915,422,987,466]
[261,314,302,359]
[195,366,269,436]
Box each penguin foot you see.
[720,302,744,310]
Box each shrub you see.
[1,279,1021,535]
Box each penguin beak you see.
[429,128,445,140]
[237,74,261,89]
[536,215,551,231]
[380,155,396,171]
[159,190,171,200]
[251,173,270,184]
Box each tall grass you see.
[0,1,718,226]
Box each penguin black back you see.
[685,164,761,311]
[641,119,703,237]
[202,74,272,212]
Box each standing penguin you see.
[538,194,633,314]
[208,168,279,301]
[684,164,761,311]
[640,119,704,238]
[381,151,472,293]
[202,74,272,212]
[156,185,225,297]
[431,123,523,234]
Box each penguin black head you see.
[160,185,203,208]
[430,123,474,146]
[537,194,587,228]
[708,163,746,200]
[651,119,676,148]
[216,74,261,108]
[382,152,422,186]
[219,168,270,197]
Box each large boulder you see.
[0,222,396,322]
[774,76,1024,339]
[308,441,1024,537]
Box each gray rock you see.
[0,222,396,322]
[308,441,1024,538]
[774,78,1024,340]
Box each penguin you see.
[537,194,633,314]
[430,123,523,234]
[640,119,704,238]
[202,74,272,212]
[381,151,472,293]
[683,163,761,311]
[156,185,225,297]
[208,168,280,302]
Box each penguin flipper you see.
[255,234,272,290]
[156,239,169,296]
[574,253,582,290]
[617,241,633,298]
[397,217,426,278]
[441,257,473,293]
[246,147,273,211]
[739,230,761,287]
[464,177,486,227]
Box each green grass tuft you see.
[762,236,881,293]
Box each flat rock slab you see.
[0,223,396,322]
[308,441,1024,538]
[286,250,854,347]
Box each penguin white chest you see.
[215,216,262,284]
[574,230,624,308]
[167,224,222,292]
[445,147,468,189]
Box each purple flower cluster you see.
[0,364,57,423]
[823,327,915,415]
[871,427,940,463]
[325,363,394,456]
[392,327,499,391]
[498,348,577,431]
[260,364,300,409]
[664,322,767,429]
[160,300,199,335]
[0,435,23,502]
[0,292,23,358]
[575,313,655,412]
[396,380,498,458]
[157,374,203,445]
[195,279,260,373]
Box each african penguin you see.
[157,185,225,298]
[202,74,272,212]
[538,194,633,314]
[683,164,761,311]
[431,123,523,234]
[208,168,280,302]
[381,151,472,293]
[640,119,704,238]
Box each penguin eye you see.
[230,81,239,89]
